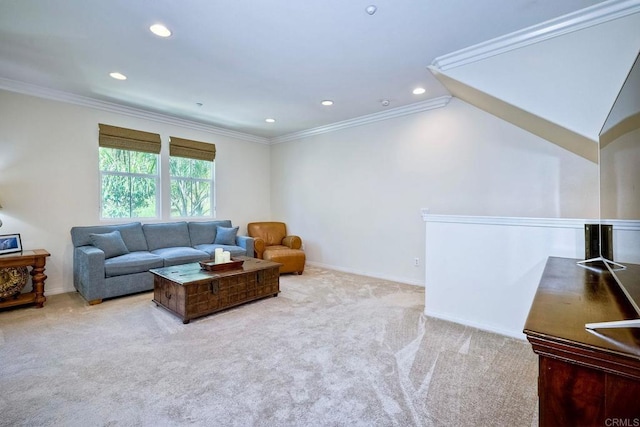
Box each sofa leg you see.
[88,299,103,305]
[297,271,303,275]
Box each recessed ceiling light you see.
[413,87,426,95]
[150,24,172,38]
[109,72,127,80]
[321,100,334,106]
[265,118,276,123]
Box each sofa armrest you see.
[253,237,266,259]
[235,235,254,258]
[282,235,302,250]
[73,245,106,301]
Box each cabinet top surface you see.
[149,256,280,285]
[0,249,50,261]
[524,256,640,359]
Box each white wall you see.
[422,214,640,339]
[0,89,271,295]
[270,98,598,286]
[423,215,586,339]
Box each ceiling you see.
[0,0,609,139]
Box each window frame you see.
[168,156,216,219]
[99,147,161,220]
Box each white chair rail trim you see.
[420,209,640,232]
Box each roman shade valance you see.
[98,123,161,154]
[169,137,216,161]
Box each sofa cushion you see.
[143,222,191,251]
[151,247,209,267]
[71,222,148,251]
[104,251,164,277]
[194,244,246,258]
[214,226,239,245]
[188,220,232,246]
[115,222,149,252]
[89,230,129,259]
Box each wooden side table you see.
[0,249,50,309]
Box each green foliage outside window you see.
[99,148,158,218]
[170,157,213,217]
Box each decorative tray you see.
[199,258,244,272]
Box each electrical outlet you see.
[414,257,420,267]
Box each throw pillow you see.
[214,226,239,245]
[89,230,130,259]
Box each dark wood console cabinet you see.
[524,257,640,426]
[0,249,50,309]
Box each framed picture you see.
[0,234,22,255]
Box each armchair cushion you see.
[247,222,287,245]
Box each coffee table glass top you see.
[149,256,281,285]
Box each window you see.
[99,148,159,218]
[169,137,216,218]
[170,157,213,217]
[98,124,161,219]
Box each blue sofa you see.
[70,220,253,305]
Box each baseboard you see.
[305,261,424,287]
[39,285,70,296]
[424,308,526,341]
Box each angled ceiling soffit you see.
[428,68,597,163]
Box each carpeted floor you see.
[0,266,538,427]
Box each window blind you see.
[169,137,216,161]
[98,123,161,154]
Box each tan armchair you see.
[247,222,305,275]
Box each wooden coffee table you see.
[150,256,281,323]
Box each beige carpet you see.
[0,266,538,426]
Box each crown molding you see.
[431,0,640,71]
[1,76,450,145]
[269,96,451,144]
[0,77,270,144]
